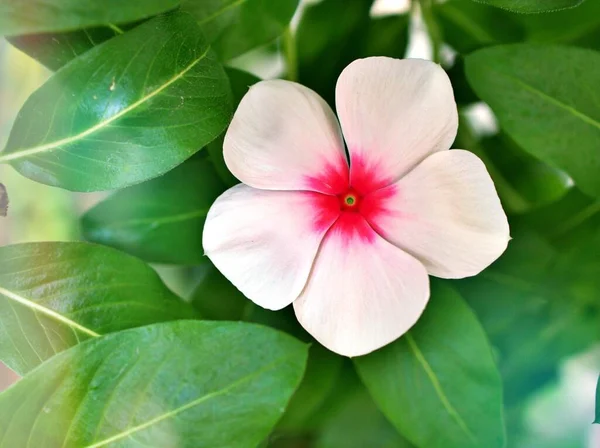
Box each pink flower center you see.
[306,154,398,244]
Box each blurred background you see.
[0,0,598,447]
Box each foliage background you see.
[0,0,599,447]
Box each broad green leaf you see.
[518,0,600,50]
[0,242,197,376]
[207,68,261,187]
[0,321,308,448]
[182,0,300,61]
[473,0,584,14]
[594,376,600,423]
[81,158,226,264]
[465,44,600,198]
[278,345,343,432]
[456,227,600,409]
[434,0,524,54]
[8,26,119,72]
[355,282,505,448]
[297,0,409,104]
[0,12,233,192]
[316,387,414,448]
[0,0,178,35]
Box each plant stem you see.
[282,27,298,82]
[418,0,443,63]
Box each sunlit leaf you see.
[355,282,505,448]
[466,44,600,198]
[0,0,178,35]
[0,242,197,375]
[0,321,308,447]
[0,12,233,192]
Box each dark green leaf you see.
[434,0,524,54]
[518,0,600,50]
[81,158,226,264]
[0,0,178,35]
[473,0,584,14]
[182,0,300,61]
[278,345,343,432]
[207,68,261,187]
[465,44,600,198]
[191,259,307,339]
[0,321,308,448]
[481,134,569,212]
[0,12,233,192]
[0,242,197,376]
[355,281,505,448]
[8,26,119,72]
[316,387,414,448]
[297,0,409,104]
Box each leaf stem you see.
[283,27,298,82]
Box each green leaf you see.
[8,26,119,72]
[0,242,197,376]
[278,345,343,432]
[465,44,600,198]
[354,281,505,448]
[0,0,178,35]
[0,12,233,192]
[518,0,600,50]
[0,321,308,447]
[473,0,584,14]
[316,386,414,448]
[594,376,600,423]
[81,158,226,264]
[434,0,524,54]
[297,0,409,104]
[182,0,300,61]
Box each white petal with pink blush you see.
[203,57,510,357]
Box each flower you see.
[203,57,509,357]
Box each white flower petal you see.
[203,184,339,310]
[224,80,349,194]
[363,150,510,279]
[293,214,430,357]
[335,57,458,192]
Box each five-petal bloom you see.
[203,57,509,357]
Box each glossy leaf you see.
[0,321,308,448]
[8,26,119,72]
[0,0,178,35]
[434,0,524,54]
[182,0,300,61]
[473,0,584,14]
[0,12,233,192]
[0,242,197,376]
[466,44,600,198]
[297,0,409,104]
[355,281,505,448]
[82,158,226,264]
